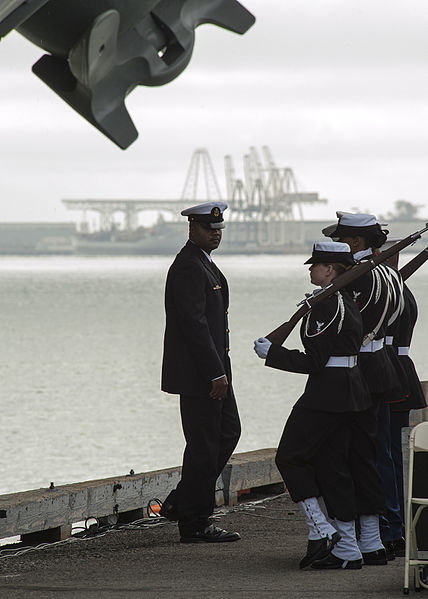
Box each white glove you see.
[254,337,272,359]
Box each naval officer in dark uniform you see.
[160,201,241,543]
[255,242,384,570]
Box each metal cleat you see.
[1,0,255,148]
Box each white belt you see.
[385,336,393,346]
[325,355,358,368]
[398,346,410,356]
[360,339,384,353]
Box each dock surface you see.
[0,491,406,598]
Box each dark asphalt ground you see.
[0,492,410,599]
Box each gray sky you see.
[0,0,427,223]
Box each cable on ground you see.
[0,492,295,560]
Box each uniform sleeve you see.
[265,301,338,374]
[169,259,225,381]
[395,285,417,346]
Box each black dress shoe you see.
[180,524,241,544]
[384,542,396,561]
[159,499,178,522]
[393,537,405,557]
[299,532,341,569]
[311,553,362,570]
[362,548,388,565]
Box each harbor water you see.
[1,253,427,495]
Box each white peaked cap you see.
[335,211,388,228]
[314,241,352,253]
[181,201,228,216]
[181,201,228,229]
[337,213,377,227]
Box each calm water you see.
[1,253,427,495]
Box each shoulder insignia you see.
[305,294,341,337]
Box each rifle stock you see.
[265,223,428,346]
[266,310,305,346]
[399,247,428,281]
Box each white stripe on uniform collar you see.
[353,248,371,261]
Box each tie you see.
[211,261,222,281]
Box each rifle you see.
[399,246,428,281]
[265,223,428,346]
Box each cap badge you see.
[212,207,220,217]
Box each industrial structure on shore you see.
[0,147,425,255]
[62,147,327,254]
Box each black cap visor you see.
[328,223,384,239]
[304,250,354,265]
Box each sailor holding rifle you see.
[380,240,427,533]
[323,212,406,560]
[254,241,385,570]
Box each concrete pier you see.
[0,449,281,544]
[0,393,427,598]
[0,491,407,599]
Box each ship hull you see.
[72,220,426,255]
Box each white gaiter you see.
[299,497,338,540]
[358,514,384,553]
[332,519,362,561]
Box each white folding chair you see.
[403,421,428,594]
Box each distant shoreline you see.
[0,219,426,256]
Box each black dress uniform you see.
[255,241,387,568]
[390,282,427,521]
[391,283,426,413]
[324,212,405,544]
[345,256,402,403]
[267,287,379,522]
[162,239,233,394]
[382,263,409,406]
[322,213,402,403]
[161,228,240,537]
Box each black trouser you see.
[389,410,410,524]
[348,406,386,516]
[175,386,241,536]
[275,406,384,521]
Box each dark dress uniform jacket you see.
[161,240,231,397]
[383,264,409,404]
[266,291,371,413]
[345,256,401,397]
[391,283,427,411]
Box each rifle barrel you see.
[399,247,428,281]
[264,225,428,346]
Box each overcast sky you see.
[0,0,427,224]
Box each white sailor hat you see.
[322,212,389,248]
[181,201,228,229]
[304,241,354,265]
